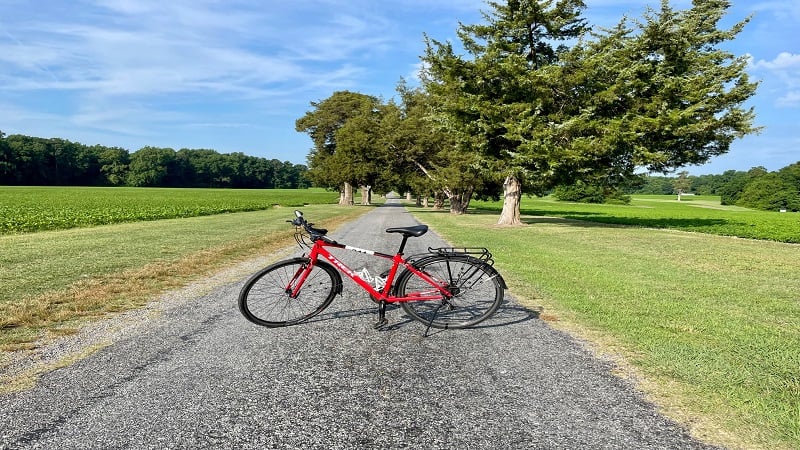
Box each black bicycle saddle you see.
[385,225,429,237]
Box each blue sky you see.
[1,1,798,175]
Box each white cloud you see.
[750,52,800,71]
[0,0,391,100]
[748,52,800,108]
[0,0,400,149]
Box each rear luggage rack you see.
[427,247,495,266]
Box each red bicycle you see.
[238,210,506,330]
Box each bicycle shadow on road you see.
[304,299,540,333]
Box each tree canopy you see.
[415,0,759,223]
[0,132,307,189]
[295,91,386,204]
[295,1,760,221]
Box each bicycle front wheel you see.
[238,258,339,327]
[396,254,504,329]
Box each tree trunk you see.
[339,182,354,206]
[449,187,473,215]
[433,192,445,209]
[360,185,371,205]
[497,175,522,225]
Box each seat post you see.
[397,235,410,255]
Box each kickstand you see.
[423,302,446,337]
[374,300,389,330]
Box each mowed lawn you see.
[408,198,799,450]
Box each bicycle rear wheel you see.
[396,254,504,329]
[238,258,339,327]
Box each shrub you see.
[553,182,631,204]
[737,174,800,211]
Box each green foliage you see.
[0,187,338,234]
[416,0,759,222]
[556,0,759,178]
[673,171,692,195]
[633,175,676,195]
[631,162,800,212]
[421,0,589,193]
[736,173,800,211]
[552,181,631,204]
[471,195,800,243]
[0,134,307,188]
[126,146,175,187]
[295,91,383,193]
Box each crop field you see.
[0,186,340,234]
[472,194,800,243]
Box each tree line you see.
[296,0,760,223]
[0,132,308,188]
[631,163,800,211]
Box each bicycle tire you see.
[238,257,340,327]
[396,254,503,329]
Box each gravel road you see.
[0,201,720,449]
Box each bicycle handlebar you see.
[291,210,328,239]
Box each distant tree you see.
[381,83,493,213]
[97,147,130,186]
[296,91,383,205]
[4,135,47,184]
[673,171,692,200]
[553,180,631,204]
[737,172,800,211]
[777,161,800,190]
[333,107,388,204]
[0,131,14,183]
[720,166,767,205]
[126,147,176,187]
[690,173,722,195]
[634,175,675,195]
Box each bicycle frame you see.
[290,238,454,303]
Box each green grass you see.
[0,186,340,234]
[0,201,368,351]
[471,195,800,243]
[408,206,800,450]
[3,187,798,448]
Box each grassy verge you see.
[0,205,369,351]
[471,195,800,243]
[408,207,800,450]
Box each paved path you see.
[0,202,719,449]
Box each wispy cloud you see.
[750,52,800,71]
[749,52,800,107]
[0,1,379,98]
[0,0,796,172]
[0,0,406,147]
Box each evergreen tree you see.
[421,0,759,223]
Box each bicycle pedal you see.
[373,318,389,329]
